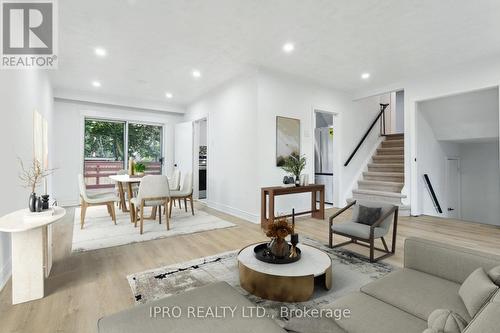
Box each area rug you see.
[127,237,394,327]
[72,205,236,252]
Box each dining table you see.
[108,174,143,221]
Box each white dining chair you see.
[130,175,170,234]
[168,168,181,191]
[169,172,194,217]
[78,174,119,229]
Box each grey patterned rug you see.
[127,237,394,328]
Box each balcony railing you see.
[84,159,162,189]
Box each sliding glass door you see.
[84,118,163,189]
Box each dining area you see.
[78,168,195,235]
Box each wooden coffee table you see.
[237,242,332,302]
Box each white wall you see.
[460,142,500,226]
[184,69,383,222]
[52,99,184,205]
[0,70,54,291]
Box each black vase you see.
[29,192,37,212]
[36,197,43,212]
[295,176,300,187]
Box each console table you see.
[0,207,66,304]
[260,184,325,229]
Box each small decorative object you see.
[290,233,299,258]
[18,158,55,212]
[283,176,295,187]
[299,174,309,186]
[35,197,43,212]
[128,157,135,176]
[134,162,146,176]
[41,195,50,210]
[279,154,306,187]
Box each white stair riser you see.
[358,183,403,192]
[363,174,404,182]
[373,156,404,163]
[352,192,403,205]
[368,165,404,172]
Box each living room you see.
[1,1,500,333]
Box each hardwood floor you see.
[1,203,500,333]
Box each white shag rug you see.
[72,205,236,252]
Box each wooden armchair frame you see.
[329,200,399,262]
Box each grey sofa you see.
[99,237,500,333]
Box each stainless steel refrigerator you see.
[314,127,334,204]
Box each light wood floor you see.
[1,203,500,333]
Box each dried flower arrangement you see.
[18,158,55,193]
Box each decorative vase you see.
[41,195,50,210]
[268,237,290,258]
[295,176,300,187]
[35,196,43,212]
[29,192,37,212]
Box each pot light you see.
[192,70,201,78]
[94,47,107,57]
[361,73,371,80]
[282,42,295,53]
[165,92,173,99]
[92,81,101,87]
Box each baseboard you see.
[205,200,259,224]
[0,257,12,292]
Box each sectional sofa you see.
[98,237,500,333]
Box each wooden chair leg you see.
[140,202,145,235]
[178,198,182,210]
[110,203,117,225]
[184,198,188,212]
[80,200,87,229]
[381,237,389,252]
[370,237,375,262]
[165,199,170,230]
[190,196,194,216]
[131,203,137,227]
[169,199,174,218]
[106,203,112,217]
[158,205,162,224]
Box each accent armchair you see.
[329,200,398,262]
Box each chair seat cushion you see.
[332,222,387,239]
[360,268,471,322]
[170,190,191,198]
[327,292,427,333]
[86,192,119,204]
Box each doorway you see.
[313,109,338,206]
[445,157,461,219]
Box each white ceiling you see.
[51,0,500,110]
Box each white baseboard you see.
[206,200,259,224]
[0,257,12,292]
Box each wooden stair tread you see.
[353,189,407,198]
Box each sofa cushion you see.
[459,268,499,318]
[326,292,427,333]
[427,309,467,333]
[97,282,286,333]
[354,205,381,226]
[487,265,500,285]
[360,268,471,322]
[332,222,387,239]
[463,302,500,333]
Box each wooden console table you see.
[261,184,325,229]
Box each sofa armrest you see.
[404,237,500,284]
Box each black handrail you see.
[423,174,443,214]
[344,103,389,167]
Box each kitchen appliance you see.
[314,127,334,204]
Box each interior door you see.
[174,121,194,177]
[446,158,461,219]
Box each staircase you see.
[351,133,408,213]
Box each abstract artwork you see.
[276,116,300,166]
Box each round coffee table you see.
[237,242,332,302]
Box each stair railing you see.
[423,174,443,214]
[344,103,389,167]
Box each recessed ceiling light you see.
[165,92,173,99]
[92,81,101,87]
[192,70,201,78]
[282,42,295,53]
[94,47,107,57]
[361,73,371,80]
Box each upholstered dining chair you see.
[329,200,398,262]
[169,172,194,217]
[130,175,170,234]
[168,168,181,191]
[78,174,119,229]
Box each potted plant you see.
[18,158,55,212]
[134,162,146,176]
[280,154,306,186]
